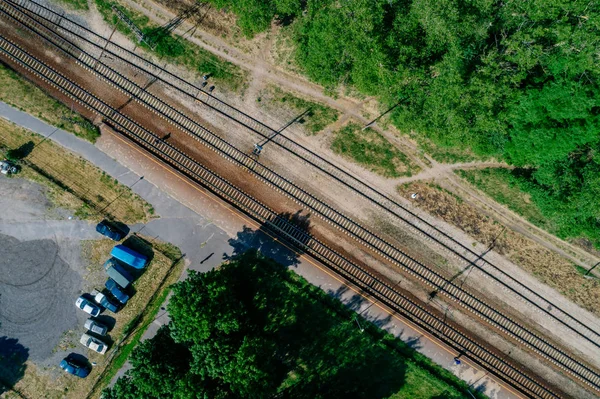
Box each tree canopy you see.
[202,0,600,246]
[104,250,478,399]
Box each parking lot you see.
[0,176,105,388]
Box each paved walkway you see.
[0,101,519,398]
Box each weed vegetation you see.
[55,0,89,10]
[399,181,600,316]
[94,0,246,92]
[332,123,416,178]
[455,168,600,246]
[259,86,339,134]
[0,64,99,142]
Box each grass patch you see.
[0,63,99,142]
[55,0,89,10]
[331,123,417,177]
[93,0,247,92]
[398,181,600,317]
[264,86,339,134]
[455,168,552,232]
[407,132,485,164]
[0,119,152,223]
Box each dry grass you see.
[398,181,600,316]
[0,119,153,223]
[372,213,449,272]
[0,63,99,142]
[2,237,183,399]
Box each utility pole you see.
[430,227,506,300]
[362,98,406,131]
[93,24,118,70]
[253,108,311,156]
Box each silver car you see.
[79,333,108,355]
[75,296,101,317]
[84,318,108,336]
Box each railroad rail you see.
[7,0,600,355]
[2,4,600,392]
[0,34,561,399]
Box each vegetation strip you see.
[86,241,184,399]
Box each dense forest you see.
[104,251,477,398]
[202,0,600,246]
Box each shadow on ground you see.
[225,210,312,268]
[0,336,28,394]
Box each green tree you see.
[105,250,478,398]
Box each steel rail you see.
[3,5,599,392]
[8,0,600,353]
[0,34,560,399]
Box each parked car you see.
[75,296,100,317]
[79,333,108,355]
[92,290,119,313]
[105,278,130,305]
[104,258,133,288]
[59,357,90,378]
[95,221,125,241]
[110,245,148,269]
[0,159,18,175]
[84,318,108,336]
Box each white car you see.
[80,333,108,355]
[0,160,17,175]
[84,318,108,336]
[75,296,101,317]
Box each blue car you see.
[59,358,90,378]
[105,278,130,305]
[95,221,125,241]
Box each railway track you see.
[2,3,600,393]
[0,34,561,399]
[7,0,600,356]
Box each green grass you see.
[455,168,552,231]
[91,248,185,397]
[332,123,417,177]
[55,0,89,10]
[276,259,482,398]
[97,286,171,390]
[0,63,99,142]
[268,86,339,134]
[94,0,246,92]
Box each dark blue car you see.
[59,358,90,378]
[105,278,130,305]
[95,221,125,241]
